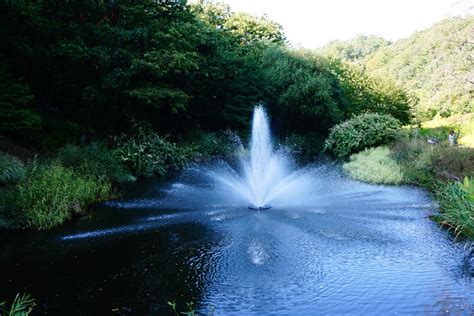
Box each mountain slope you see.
[365,16,474,119]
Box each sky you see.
[215,0,472,49]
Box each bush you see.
[324,113,400,157]
[0,152,25,185]
[343,146,405,184]
[113,123,194,178]
[58,142,135,183]
[3,162,110,229]
[434,179,474,239]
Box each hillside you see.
[365,16,474,120]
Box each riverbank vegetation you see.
[327,116,474,239]
[0,1,472,235]
[321,14,473,240]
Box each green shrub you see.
[0,152,25,185]
[343,146,405,184]
[113,123,194,178]
[58,142,135,183]
[0,293,35,316]
[434,179,474,240]
[324,113,400,157]
[3,162,110,229]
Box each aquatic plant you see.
[0,293,35,316]
[435,179,474,240]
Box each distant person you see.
[448,130,457,146]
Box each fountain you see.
[206,105,312,209]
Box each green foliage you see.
[422,113,474,147]
[390,139,437,186]
[282,132,324,156]
[366,16,474,119]
[3,162,111,230]
[260,46,345,134]
[183,129,244,160]
[330,60,414,124]
[0,293,35,316]
[0,0,417,148]
[224,12,285,47]
[343,146,405,184]
[435,180,474,240]
[324,113,400,157]
[0,152,25,185]
[20,117,81,151]
[321,35,391,63]
[391,138,474,185]
[459,176,474,203]
[57,142,135,183]
[0,57,40,131]
[113,123,194,178]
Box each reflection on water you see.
[0,164,473,315]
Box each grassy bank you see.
[0,123,242,230]
[328,113,474,240]
[343,143,474,239]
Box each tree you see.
[0,57,40,131]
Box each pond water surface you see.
[0,164,473,315]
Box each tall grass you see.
[343,146,405,184]
[0,152,25,185]
[3,161,110,229]
[434,179,474,240]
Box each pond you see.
[0,164,472,315]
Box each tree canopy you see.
[0,0,414,143]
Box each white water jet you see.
[206,105,314,209]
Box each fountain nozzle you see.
[248,205,272,211]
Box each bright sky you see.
[218,0,471,48]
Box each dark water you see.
[1,164,473,315]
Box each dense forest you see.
[0,0,413,150]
